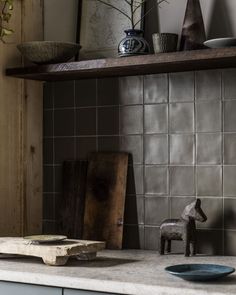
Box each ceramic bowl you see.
[204,38,236,48]
[17,41,81,64]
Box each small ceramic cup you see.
[152,33,178,53]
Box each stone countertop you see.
[0,250,236,295]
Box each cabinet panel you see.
[64,289,115,295]
[0,282,61,295]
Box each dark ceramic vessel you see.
[118,29,150,57]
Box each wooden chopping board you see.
[0,238,105,266]
[57,160,87,238]
[83,152,128,249]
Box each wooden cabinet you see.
[0,282,61,295]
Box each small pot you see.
[152,33,178,53]
[118,29,150,57]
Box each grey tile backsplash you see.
[43,68,236,255]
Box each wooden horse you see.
[160,199,207,257]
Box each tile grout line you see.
[142,75,146,249]
[194,71,197,202]
[221,70,225,255]
[52,82,56,230]
[167,73,171,219]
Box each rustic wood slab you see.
[0,238,105,266]
[57,160,87,238]
[83,152,128,250]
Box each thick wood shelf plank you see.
[6,48,236,81]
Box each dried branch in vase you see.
[92,0,168,29]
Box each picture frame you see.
[77,0,144,60]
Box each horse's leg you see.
[183,233,190,257]
[160,236,165,255]
[167,240,171,253]
[190,241,196,256]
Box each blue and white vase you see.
[118,29,150,57]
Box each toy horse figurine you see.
[160,199,207,257]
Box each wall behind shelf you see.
[43,68,236,255]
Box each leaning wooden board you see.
[83,152,128,250]
[0,238,105,266]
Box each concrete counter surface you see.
[0,250,235,295]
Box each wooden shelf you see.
[6,48,236,81]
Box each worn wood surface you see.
[5,48,236,81]
[57,161,88,239]
[0,0,43,236]
[0,238,105,266]
[83,152,128,250]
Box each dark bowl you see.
[17,41,81,64]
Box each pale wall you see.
[44,0,236,43]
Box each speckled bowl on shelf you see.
[17,41,81,65]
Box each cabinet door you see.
[64,289,115,295]
[0,282,62,295]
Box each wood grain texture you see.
[0,0,43,236]
[0,237,105,266]
[57,161,87,239]
[83,152,128,250]
[5,48,236,81]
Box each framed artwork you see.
[77,0,143,60]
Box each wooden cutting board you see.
[83,152,128,249]
[0,238,105,266]
[57,160,87,238]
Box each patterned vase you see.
[118,29,150,57]
[180,0,206,50]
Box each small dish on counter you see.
[204,37,236,48]
[165,264,235,281]
[23,235,67,244]
[17,41,81,64]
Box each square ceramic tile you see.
[144,104,168,134]
[170,134,195,164]
[75,79,96,107]
[197,198,223,229]
[144,226,160,250]
[97,78,119,106]
[54,138,75,164]
[123,225,144,249]
[76,137,97,160]
[54,165,63,193]
[43,194,54,220]
[98,136,120,152]
[76,108,96,136]
[145,166,168,195]
[43,110,53,137]
[43,220,56,234]
[120,105,143,135]
[169,103,194,133]
[224,134,236,164]
[195,70,221,101]
[126,165,144,195]
[54,109,75,137]
[196,101,221,132]
[43,166,53,193]
[223,166,236,196]
[43,138,53,164]
[197,133,222,164]
[197,230,223,255]
[223,69,236,100]
[170,197,195,219]
[119,76,143,105]
[170,166,195,196]
[145,197,168,226]
[124,195,144,225]
[144,135,168,164]
[43,82,53,109]
[120,136,143,164]
[197,166,222,196]
[224,231,236,255]
[144,74,168,103]
[98,107,119,135]
[224,199,236,229]
[54,81,74,108]
[224,101,236,132]
[169,72,194,102]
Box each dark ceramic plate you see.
[165,264,235,281]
